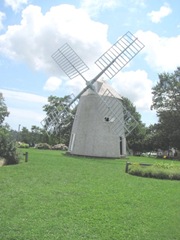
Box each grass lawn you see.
[0,148,180,240]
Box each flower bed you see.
[126,162,180,180]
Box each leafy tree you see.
[143,124,169,151]
[31,125,47,145]
[0,126,19,165]
[151,67,180,112]
[151,67,180,149]
[11,125,48,146]
[0,93,9,126]
[42,95,76,145]
[20,127,30,144]
[0,94,19,165]
[123,97,147,154]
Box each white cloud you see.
[80,0,121,16]
[0,11,6,30]
[66,77,86,96]
[80,0,146,16]
[136,30,180,72]
[0,88,47,129]
[0,4,109,73]
[7,107,46,129]
[43,76,62,91]
[1,89,47,104]
[132,0,146,7]
[147,5,172,23]
[128,0,146,13]
[111,70,153,111]
[4,0,28,12]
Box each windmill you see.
[41,31,144,158]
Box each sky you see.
[0,0,180,131]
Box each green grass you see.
[0,149,180,240]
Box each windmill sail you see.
[52,43,89,80]
[95,31,144,79]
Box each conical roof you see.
[82,79,122,100]
[96,79,122,100]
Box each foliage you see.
[0,93,9,126]
[19,127,30,143]
[0,126,19,165]
[123,97,147,153]
[128,162,180,180]
[51,143,68,151]
[0,149,180,240]
[35,142,51,149]
[34,143,68,150]
[12,126,49,146]
[42,95,76,145]
[0,96,19,165]
[151,67,180,149]
[31,125,49,145]
[143,124,169,151]
[151,67,180,112]
[17,142,29,148]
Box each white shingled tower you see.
[41,31,144,158]
[68,79,126,158]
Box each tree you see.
[42,95,76,145]
[31,125,47,145]
[19,127,31,144]
[0,94,19,165]
[143,124,169,151]
[123,97,147,154]
[0,126,19,165]
[151,67,180,112]
[151,67,180,149]
[0,93,9,126]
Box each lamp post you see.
[18,124,21,142]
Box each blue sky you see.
[0,0,180,130]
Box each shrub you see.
[35,143,51,149]
[128,162,180,180]
[17,142,29,148]
[51,144,68,151]
[0,127,20,165]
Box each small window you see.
[104,117,109,122]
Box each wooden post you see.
[24,152,28,162]
[125,162,131,173]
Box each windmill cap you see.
[82,79,122,100]
[96,79,122,100]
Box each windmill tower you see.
[41,32,144,158]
